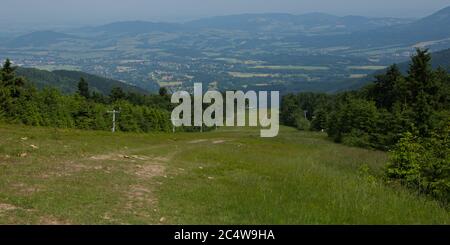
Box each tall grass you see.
[0,124,448,224]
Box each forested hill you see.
[16,67,148,95]
[5,31,79,48]
[343,48,450,91]
[387,48,450,74]
[398,48,450,71]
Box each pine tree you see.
[407,49,436,136]
[77,77,90,99]
[407,49,433,102]
[1,59,25,97]
[1,59,15,82]
[110,87,126,102]
[371,64,403,109]
[159,87,168,97]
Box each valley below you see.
[2,7,450,94]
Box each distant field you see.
[349,74,368,79]
[215,58,265,65]
[157,81,183,87]
[228,72,274,78]
[347,65,387,70]
[214,58,242,64]
[251,65,330,71]
[228,72,316,81]
[0,124,448,224]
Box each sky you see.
[1,0,450,28]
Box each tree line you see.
[281,49,449,204]
[0,59,173,133]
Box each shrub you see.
[342,129,371,148]
[386,129,450,204]
[294,115,311,131]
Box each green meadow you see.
[0,124,448,224]
[251,65,330,71]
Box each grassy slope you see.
[0,124,448,224]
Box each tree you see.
[406,49,437,137]
[159,87,168,97]
[77,77,90,99]
[110,87,126,102]
[0,59,27,120]
[386,128,450,203]
[327,97,378,146]
[369,64,403,109]
[295,116,311,131]
[407,49,433,101]
[1,59,25,97]
[280,93,300,127]
[91,91,107,103]
[0,59,15,82]
[311,108,328,131]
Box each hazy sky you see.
[1,0,450,27]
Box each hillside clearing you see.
[0,124,448,224]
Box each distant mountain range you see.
[79,12,412,35]
[427,48,450,70]
[5,7,449,49]
[85,21,183,35]
[5,31,80,48]
[16,67,148,95]
[289,6,450,48]
[185,13,412,33]
[2,6,449,94]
